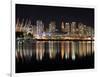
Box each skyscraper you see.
[36,20,44,39]
[71,22,76,36]
[49,21,56,33]
[78,23,84,36]
[61,21,65,32]
[65,22,70,35]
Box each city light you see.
[15,19,94,61]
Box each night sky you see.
[16,4,94,28]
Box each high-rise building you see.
[78,23,84,36]
[71,22,76,36]
[83,25,87,36]
[49,21,56,33]
[65,22,70,35]
[87,26,92,36]
[36,20,44,38]
[61,21,65,32]
[32,25,37,37]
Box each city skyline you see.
[16,19,94,39]
[16,4,94,28]
[15,4,94,73]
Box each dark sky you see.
[16,4,94,28]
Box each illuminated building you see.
[36,20,45,60]
[49,21,56,33]
[32,25,37,38]
[78,23,84,36]
[15,19,94,61]
[71,22,76,36]
[61,21,65,32]
[65,22,70,35]
[87,26,92,36]
[36,20,44,39]
[26,25,33,36]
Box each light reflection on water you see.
[16,40,94,61]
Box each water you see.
[16,39,94,61]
